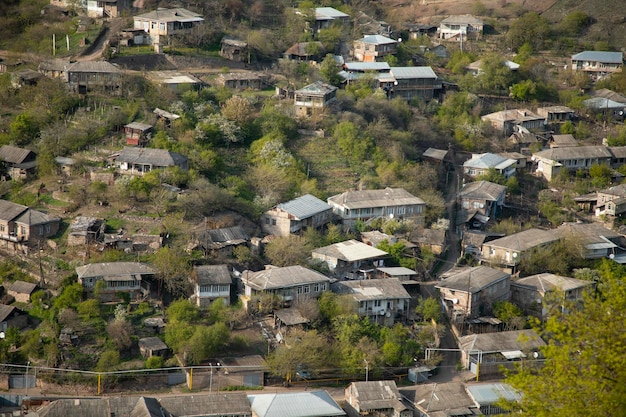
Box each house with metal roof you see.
[190,264,232,307]
[327,187,426,228]
[387,66,441,101]
[536,105,576,124]
[480,228,562,273]
[0,200,60,254]
[312,239,388,280]
[332,278,411,325]
[531,145,613,181]
[571,51,623,80]
[145,71,203,92]
[84,0,128,18]
[67,61,122,95]
[511,273,594,318]
[7,280,37,303]
[437,14,484,40]
[294,81,338,117]
[435,266,511,320]
[187,225,250,257]
[345,381,413,417]
[459,329,545,377]
[123,122,153,147]
[463,153,517,179]
[353,34,398,62]
[219,36,249,62]
[556,222,626,261]
[138,336,169,358]
[481,109,545,135]
[400,382,479,417]
[0,304,27,333]
[113,146,188,174]
[458,180,507,222]
[249,391,345,417]
[261,194,333,237]
[465,59,519,76]
[466,383,521,415]
[133,8,204,52]
[314,7,350,33]
[76,262,155,300]
[0,145,37,180]
[582,96,626,121]
[241,265,331,308]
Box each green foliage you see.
[446,51,476,74]
[519,239,587,277]
[506,266,626,415]
[492,301,524,329]
[53,283,83,311]
[476,168,507,185]
[166,299,199,323]
[559,11,591,36]
[506,11,550,51]
[319,54,342,86]
[145,355,164,369]
[96,350,120,372]
[560,121,575,135]
[415,297,442,323]
[589,163,612,188]
[77,299,101,319]
[183,322,230,365]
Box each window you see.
[265,218,270,225]
[20,226,26,235]
[314,283,320,292]
[397,207,405,215]
[38,226,43,235]
[272,219,276,226]
[303,285,310,294]
[0,225,5,232]
[159,22,165,31]
[297,286,303,294]
[374,300,381,307]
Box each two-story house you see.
[67,61,123,95]
[345,381,413,417]
[463,153,517,179]
[571,51,623,80]
[481,109,545,136]
[133,8,204,53]
[86,0,129,18]
[312,239,388,280]
[556,222,625,260]
[0,200,60,254]
[113,147,189,174]
[458,180,507,220]
[353,35,398,62]
[0,145,37,180]
[190,264,232,307]
[386,66,441,101]
[241,265,331,309]
[327,187,426,228]
[510,273,594,319]
[594,183,626,217]
[294,81,338,117]
[532,146,613,181]
[480,228,561,274]
[437,14,484,40]
[76,262,155,300]
[261,194,333,237]
[123,122,153,147]
[435,266,511,320]
[332,278,411,326]
[314,7,350,33]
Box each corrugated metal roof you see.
[533,145,613,161]
[75,262,155,279]
[571,51,623,64]
[359,34,397,45]
[7,280,37,295]
[465,383,521,405]
[115,147,188,167]
[193,264,232,285]
[134,7,204,23]
[459,181,506,201]
[276,194,331,220]
[0,145,34,164]
[315,7,349,19]
[295,80,337,95]
[344,62,390,71]
[327,187,425,210]
[483,228,559,252]
[390,66,437,79]
[312,239,388,262]
[243,265,330,291]
[376,266,417,276]
[440,14,484,25]
[459,329,545,356]
[0,199,28,222]
[435,266,509,293]
[68,61,121,73]
[400,382,477,413]
[248,391,345,417]
[333,278,411,301]
[513,273,592,293]
[463,153,515,170]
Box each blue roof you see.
[390,66,437,79]
[315,7,349,20]
[248,391,345,417]
[344,62,390,71]
[466,383,521,405]
[572,51,623,64]
[276,194,331,219]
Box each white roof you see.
[248,391,345,417]
[274,194,331,220]
[390,66,437,79]
[313,239,388,262]
[315,7,349,20]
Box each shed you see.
[138,336,168,358]
[7,280,37,303]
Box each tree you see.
[264,236,311,267]
[319,54,342,86]
[492,300,525,330]
[183,322,230,365]
[152,247,192,299]
[506,12,550,51]
[505,267,626,415]
[96,349,120,372]
[265,329,333,380]
[415,297,442,322]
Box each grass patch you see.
[106,218,126,232]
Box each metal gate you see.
[9,375,36,390]
[167,371,186,386]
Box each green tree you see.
[319,54,342,86]
[415,297,442,322]
[145,355,164,369]
[476,168,507,185]
[264,236,311,267]
[96,349,120,372]
[166,299,199,323]
[183,322,230,365]
[493,301,525,330]
[266,329,334,381]
[506,11,550,51]
[505,267,626,415]
[53,283,83,310]
[589,163,612,188]
[152,247,192,299]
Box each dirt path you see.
[76,17,124,61]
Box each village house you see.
[215,72,268,90]
[571,51,623,80]
[465,383,522,415]
[37,59,70,81]
[400,382,479,417]
[385,66,441,101]
[0,145,37,180]
[531,145,613,181]
[437,14,484,40]
[410,227,447,256]
[187,225,249,258]
[76,262,155,300]
[458,180,507,222]
[219,37,249,62]
[241,265,331,309]
[327,187,426,228]
[0,200,60,254]
[422,147,451,165]
[536,105,576,124]
[465,59,519,76]
[273,307,311,341]
[312,239,388,280]
[332,278,411,325]
[510,273,594,318]
[345,380,413,417]
[154,107,181,127]
[353,34,398,62]
[249,391,345,417]
[480,228,561,274]
[436,266,511,320]
[284,42,326,61]
[138,336,169,358]
[123,122,153,147]
[261,194,333,237]
[85,0,129,18]
[113,147,189,174]
[7,280,37,303]
[190,264,232,307]
[405,23,438,39]
[458,329,546,375]
[313,7,350,33]
[593,183,626,217]
[67,61,123,95]
[481,109,545,135]
[0,304,28,333]
[145,71,203,93]
[549,134,578,148]
[582,96,626,120]
[463,153,517,179]
[294,81,338,117]
[556,222,626,260]
[461,230,504,260]
[133,8,204,53]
